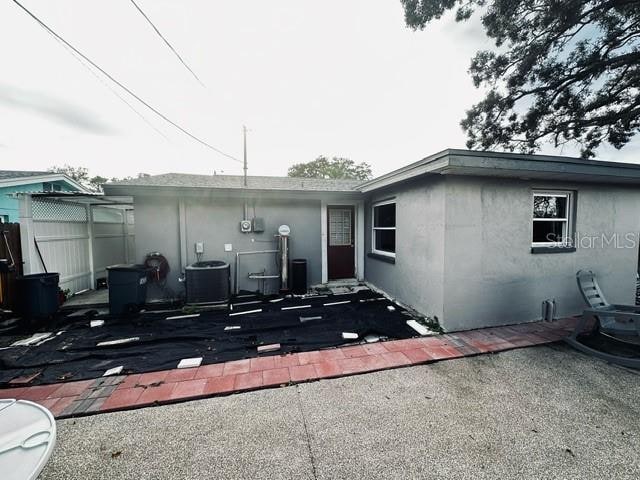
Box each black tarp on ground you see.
[0,290,420,385]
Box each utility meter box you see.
[240,220,252,233]
[252,217,265,233]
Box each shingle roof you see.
[109,173,362,192]
[0,170,49,180]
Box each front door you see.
[327,206,355,280]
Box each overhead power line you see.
[54,35,169,141]
[129,0,205,87]
[12,0,241,163]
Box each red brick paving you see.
[204,375,236,395]
[101,387,144,410]
[137,370,169,386]
[49,379,94,398]
[262,367,290,386]
[165,368,198,383]
[169,379,207,400]
[2,317,581,419]
[289,364,318,382]
[194,363,225,379]
[249,356,275,372]
[234,372,264,390]
[222,359,251,376]
[313,360,342,378]
[136,382,177,404]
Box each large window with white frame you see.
[532,190,574,247]
[372,199,396,257]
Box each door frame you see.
[321,199,364,284]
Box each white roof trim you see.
[0,173,91,193]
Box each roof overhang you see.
[19,191,133,207]
[0,173,92,193]
[357,149,640,192]
[103,184,362,201]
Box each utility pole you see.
[242,125,248,187]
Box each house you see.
[103,149,640,332]
[0,170,90,222]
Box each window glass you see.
[374,229,396,253]
[372,201,396,256]
[374,203,395,228]
[531,192,573,246]
[533,221,566,243]
[533,196,567,218]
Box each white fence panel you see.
[34,220,92,293]
[25,198,135,295]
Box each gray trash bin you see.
[107,264,150,315]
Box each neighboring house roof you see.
[107,173,362,193]
[0,170,49,180]
[357,149,640,192]
[0,170,91,193]
[104,149,640,198]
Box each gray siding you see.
[133,194,323,297]
[442,176,640,331]
[364,176,446,321]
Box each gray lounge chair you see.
[565,270,640,369]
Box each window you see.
[329,208,352,246]
[532,191,574,247]
[372,200,396,257]
[43,182,62,192]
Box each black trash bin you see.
[107,264,150,315]
[291,259,308,295]
[16,273,60,319]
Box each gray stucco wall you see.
[442,176,640,331]
[133,194,323,298]
[364,176,446,321]
[364,174,640,332]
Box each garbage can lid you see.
[107,264,149,272]
[0,399,56,480]
[292,258,307,263]
[186,261,229,270]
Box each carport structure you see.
[17,192,134,294]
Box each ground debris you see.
[565,448,575,457]
[111,451,122,459]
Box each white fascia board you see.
[0,173,91,193]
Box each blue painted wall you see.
[0,181,77,223]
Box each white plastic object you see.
[224,243,233,252]
[103,366,123,376]
[165,314,200,320]
[342,332,358,340]
[177,357,202,369]
[11,333,53,347]
[0,399,57,480]
[97,337,139,347]
[406,320,429,336]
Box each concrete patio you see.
[40,344,640,480]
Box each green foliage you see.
[401,0,640,157]
[49,166,148,192]
[287,156,372,180]
[49,165,90,184]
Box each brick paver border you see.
[2,317,580,418]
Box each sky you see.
[1,0,638,180]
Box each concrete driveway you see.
[40,344,640,479]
